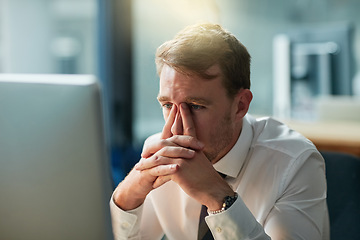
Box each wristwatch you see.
[208,192,238,215]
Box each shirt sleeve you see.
[263,152,328,239]
[205,197,271,240]
[205,152,328,240]
[109,195,143,240]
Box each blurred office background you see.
[1,0,360,183]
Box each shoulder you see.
[243,115,325,196]
[246,115,318,159]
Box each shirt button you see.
[121,222,130,229]
[216,227,222,233]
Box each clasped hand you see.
[134,103,233,210]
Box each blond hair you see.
[155,23,251,98]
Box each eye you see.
[162,103,173,109]
[189,104,204,110]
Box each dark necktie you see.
[197,172,227,240]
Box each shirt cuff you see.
[205,196,266,239]
[109,194,143,239]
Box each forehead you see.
[158,65,225,101]
[159,64,224,87]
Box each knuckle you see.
[155,155,166,165]
[175,159,185,168]
[159,139,167,147]
[184,126,195,133]
[169,135,179,142]
[186,136,194,145]
[179,147,193,157]
[155,167,162,175]
[179,148,188,156]
[153,155,160,164]
[158,146,168,155]
[150,166,161,176]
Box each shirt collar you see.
[213,114,253,178]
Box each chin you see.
[204,150,220,164]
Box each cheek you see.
[193,112,229,142]
[191,114,210,140]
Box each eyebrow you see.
[157,95,212,105]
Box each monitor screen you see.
[273,22,355,120]
[0,74,114,240]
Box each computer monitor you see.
[273,22,355,120]
[0,74,114,240]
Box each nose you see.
[171,107,183,135]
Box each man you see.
[110,23,329,239]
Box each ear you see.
[232,89,253,121]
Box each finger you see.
[157,146,195,159]
[142,135,204,158]
[180,103,196,137]
[161,104,177,139]
[171,110,183,135]
[141,133,163,158]
[135,155,165,171]
[168,135,204,150]
[153,175,173,188]
[146,164,179,178]
[137,148,195,170]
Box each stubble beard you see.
[203,112,235,163]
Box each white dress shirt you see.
[110,114,330,240]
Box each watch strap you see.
[208,192,238,215]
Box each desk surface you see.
[284,120,360,157]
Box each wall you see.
[0,0,97,74]
[133,0,360,143]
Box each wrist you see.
[113,185,145,211]
[205,185,236,211]
[208,192,238,215]
[113,174,149,211]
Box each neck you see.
[211,122,243,164]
